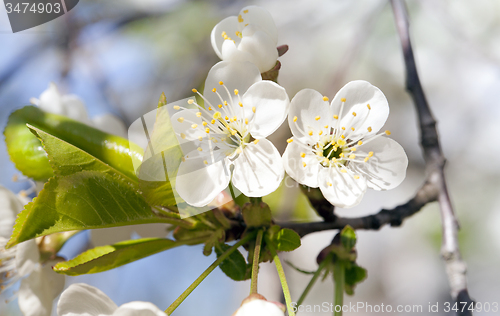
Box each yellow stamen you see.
[341,127,346,130]
[349,154,356,159]
[213,112,222,119]
[385,130,391,135]
[340,169,347,173]
[239,102,243,107]
[354,175,360,179]
[173,105,180,110]
[245,118,249,124]
[341,98,346,102]
[225,116,229,120]
[180,133,186,139]
[300,152,306,158]
[351,127,355,131]
[357,141,363,146]
[208,107,212,111]
[324,125,329,128]
[204,160,208,165]
[308,130,313,136]
[367,126,372,132]
[368,151,374,157]
[211,119,215,124]
[293,116,298,122]
[253,139,260,145]
[234,89,239,95]
[224,101,228,106]
[333,115,338,119]
[352,112,357,116]
[191,124,198,129]
[196,112,202,117]
[327,182,333,186]
[202,121,207,126]
[205,128,210,133]
[323,96,329,101]
[252,106,256,113]
[341,135,345,139]
[339,153,344,158]
[177,117,184,123]
[302,162,307,167]
[238,14,243,22]
[243,9,249,13]
[218,104,223,108]
[367,104,371,110]
[212,88,216,93]
[351,147,357,152]
[219,81,223,85]
[197,147,203,152]
[287,138,293,143]
[364,157,370,162]
[318,131,323,135]
[315,116,321,121]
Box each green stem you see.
[266,237,296,316]
[250,229,264,294]
[333,260,345,316]
[165,232,256,315]
[296,254,331,308]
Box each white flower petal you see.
[288,89,331,142]
[92,114,127,138]
[170,109,205,142]
[61,95,91,124]
[210,16,239,60]
[232,139,284,197]
[175,154,231,207]
[37,83,65,115]
[237,25,278,72]
[282,140,321,188]
[234,299,284,316]
[203,61,261,111]
[114,302,167,316]
[318,167,367,208]
[221,40,255,65]
[0,185,24,238]
[331,80,389,139]
[57,283,118,316]
[19,262,65,316]
[238,6,278,44]
[354,137,408,190]
[16,239,40,277]
[242,81,289,139]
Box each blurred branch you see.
[281,178,437,236]
[390,0,473,313]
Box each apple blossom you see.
[172,61,289,207]
[283,81,408,208]
[233,294,285,316]
[57,283,167,316]
[30,83,127,137]
[211,6,279,73]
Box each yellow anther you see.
[218,104,223,108]
[341,135,345,139]
[235,31,241,37]
[287,138,294,143]
[236,147,242,154]
[212,88,216,92]
[205,128,210,133]
[332,146,338,151]
[327,182,333,187]
[340,169,347,173]
[213,112,222,119]
[368,151,374,157]
[252,106,256,113]
[208,107,212,111]
[219,81,224,85]
[354,175,360,179]
[231,130,237,136]
[224,101,228,106]
[182,157,186,162]
[324,125,329,128]
[302,162,307,167]
[191,124,198,129]
[173,105,180,110]
[315,116,321,121]
[351,127,355,131]
[339,153,344,158]
[245,118,249,124]
[364,157,370,162]
[198,136,203,141]
[204,160,208,165]
[323,96,329,101]
[238,14,244,22]
[385,130,391,135]
[211,119,215,124]
[323,158,329,164]
[357,141,363,146]
[367,104,371,110]
[221,31,226,36]
[349,154,356,159]
[300,152,306,158]
[180,133,186,139]
[308,130,313,136]
[196,112,202,117]
[351,147,357,152]
[177,117,184,123]
[316,151,323,157]
[243,9,249,13]
[197,147,203,152]
[352,112,357,116]
[253,139,260,145]
[233,116,237,121]
[318,131,323,135]
[225,116,229,120]
[337,139,346,146]
[239,102,243,107]
[192,88,197,93]
[223,34,229,40]
[341,127,346,130]
[332,157,338,163]
[341,98,346,102]
[202,121,207,126]
[234,89,239,95]
[293,116,298,122]
[367,126,372,132]
[333,115,339,119]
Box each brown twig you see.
[390,0,473,313]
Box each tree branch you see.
[390,0,473,313]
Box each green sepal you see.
[242,201,272,228]
[344,263,367,295]
[53,238,186,275]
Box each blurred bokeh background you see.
[1,0,499,315]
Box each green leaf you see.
[270,228,301,252]
[215,243,251,281]
[7,170,176,248]
[53,238,183,275]
[28,125,136,184]
[344,264,367,295]
[340,225,356,251]
[4,106,143,181]
[138,97,183,207]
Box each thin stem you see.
[333,260,345,316]
[296,254,331,308]
[266,238,296,316]
[250,229,264,295]
[165,232,256,315]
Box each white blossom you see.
[30,83,127,138]
[57,283,167,316]
[172,61,289,207]
[211,6,279,73]
[283,81,408,208]
[233,294,285,316]
[0,186,65,316]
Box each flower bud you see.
[233,294,285,316]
